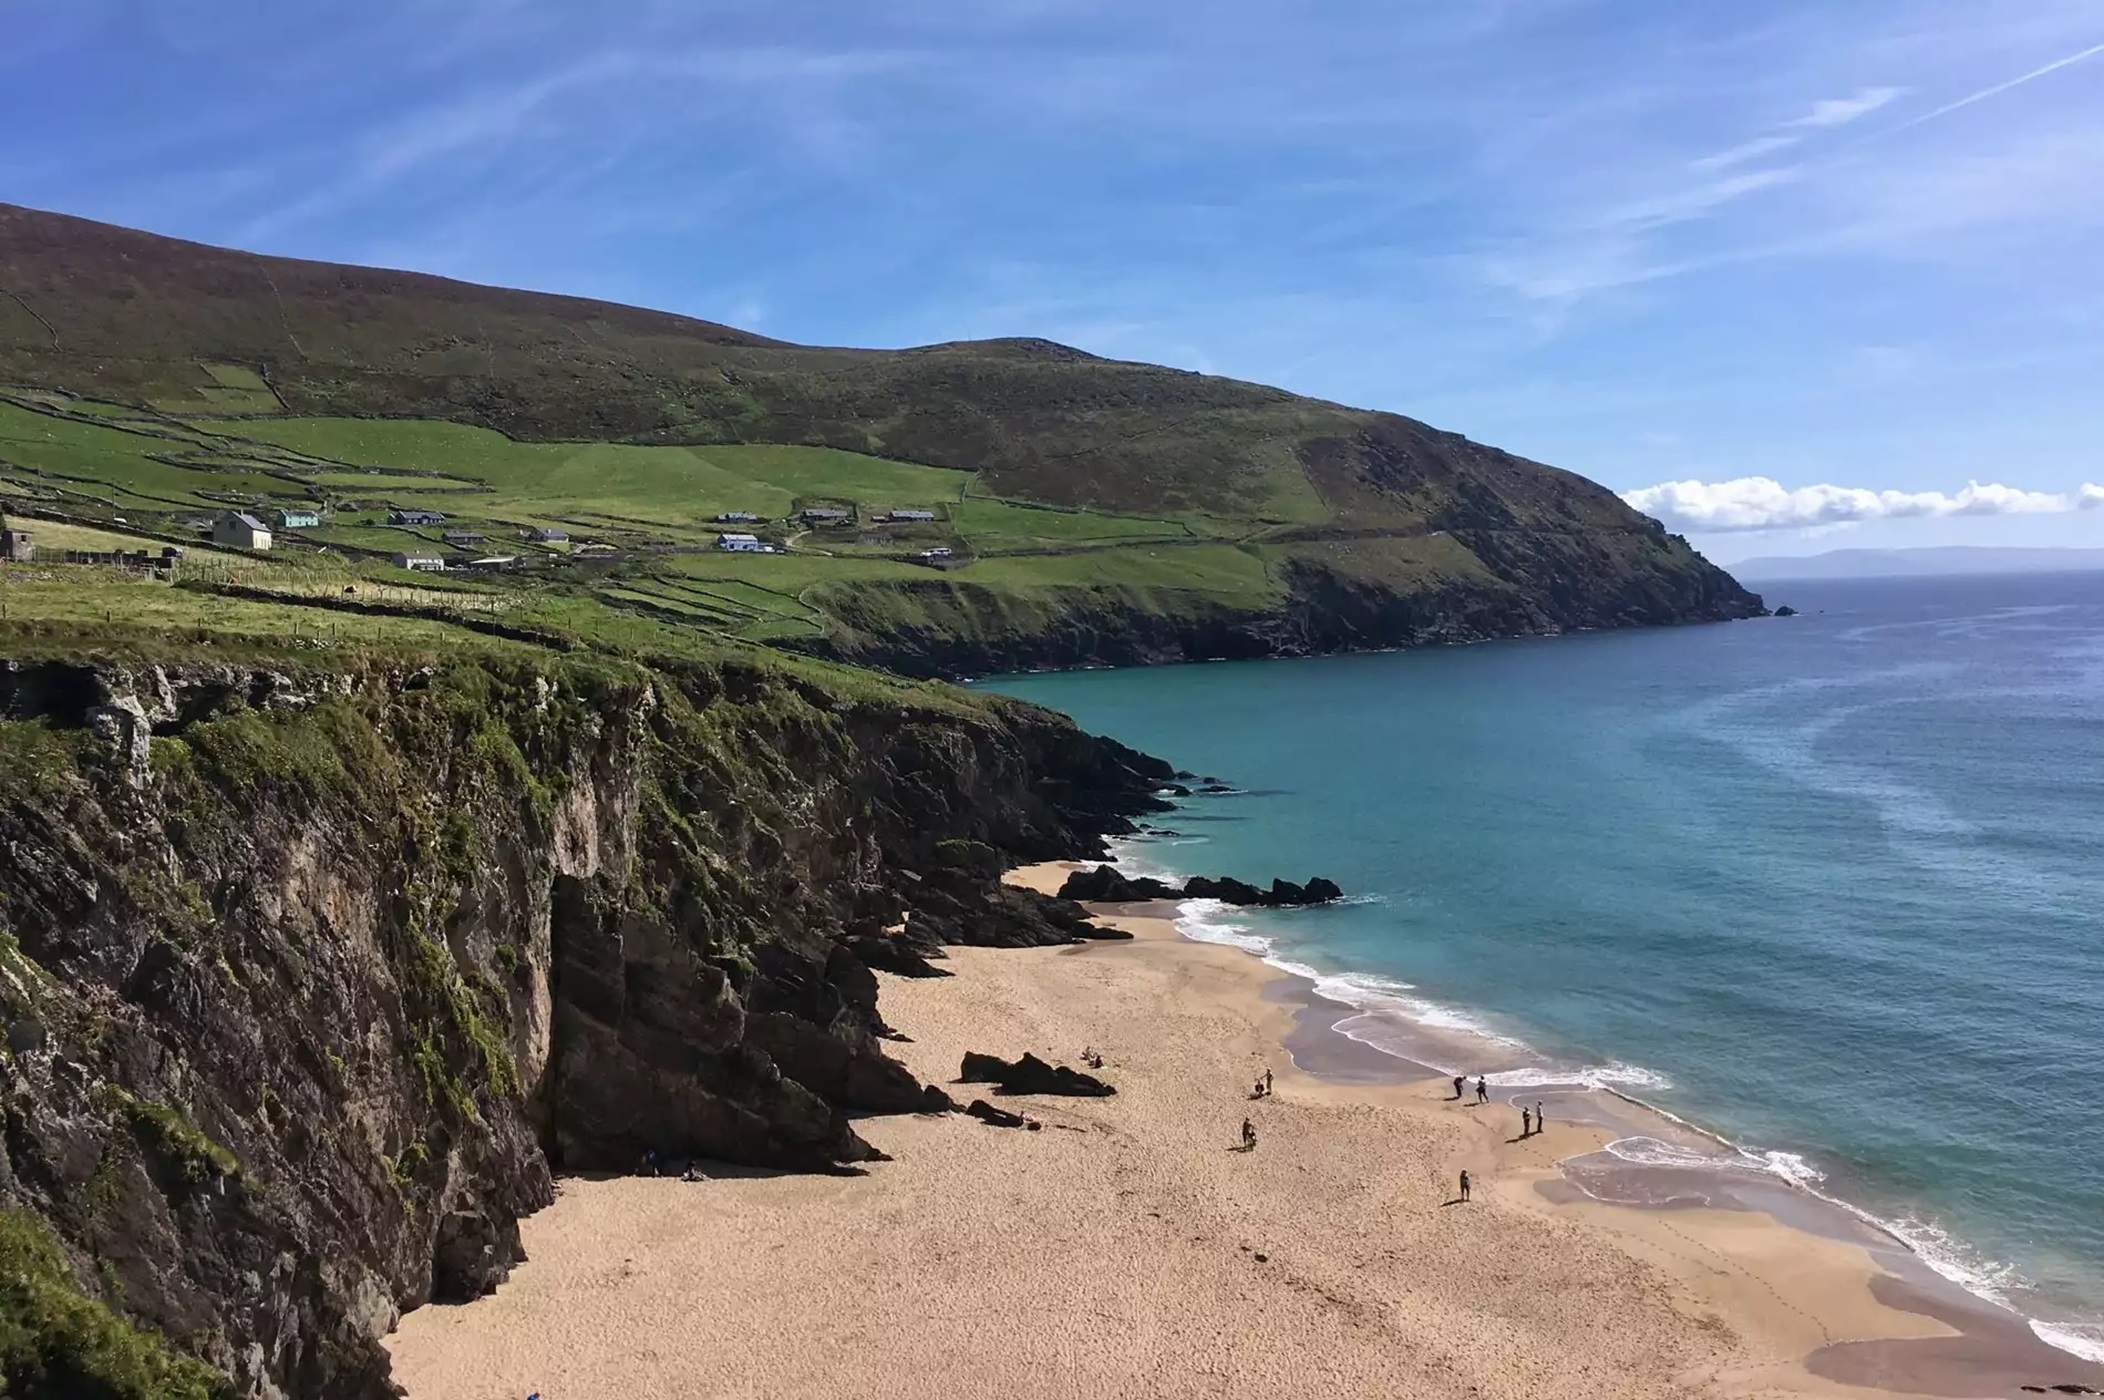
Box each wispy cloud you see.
[1594,167,1801,233]
[1690,134,1802,173]
[1624,476,2104,532]
[1788,85,1907,129]
[237,45,924,245]
[1689,86,1903,173]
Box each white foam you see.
[1172,898,1271,956]
[2031,1319,2104,1366]
[1756,1149,1825,1189]
[1489,1062,1673,1092]
[1602,1136,1721,1170]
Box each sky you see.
[5,1,2103,565]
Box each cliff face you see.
[796,526,1763,677]
[0,651,1167,1397]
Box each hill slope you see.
[0,203,1762,672]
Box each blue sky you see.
[7,1,2103,563]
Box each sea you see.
[982,570,2104,1364]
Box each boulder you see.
[965,1099,1036,1129]
[957,1051,1114,1097]
[1055,865,1178,903]
[1182,874,1266,904]
[844,934,952,979]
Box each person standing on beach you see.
[1536,1101,1546,1133]
[1459,1169,1471,1202]
[1241,1117,1257,1150]
[1521,1106,1532,1137]
[1263,1068,1273,1096]
[1475,1075,1488,1104]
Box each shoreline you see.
[385,862,2103,1399]
[1054,862,2104,1395]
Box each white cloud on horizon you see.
[1623,476,2104,532]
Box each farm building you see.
[442,530,485,547]
[800,507,849,523]
[393,553,446,572]
[212,512,272,551]
[715,533,764,553]
[883,508,937,522]
[714,511,761,524]
[524,526,569,542]
[60,546,183,572]
[388,508,447,526]
[2,523,32,561]
[275,508,322,529]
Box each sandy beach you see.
[387,863,2104,1399]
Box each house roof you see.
[229,512,268,530]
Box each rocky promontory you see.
[1056,865,1345,908]
[0,650,1172,1398]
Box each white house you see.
[212,512,273,551]
[716,532,764,553]
[393,553,446,572]
[886,508,937,522]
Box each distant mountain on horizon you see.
[1732,545,2104,581]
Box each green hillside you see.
[0,203,1764,673]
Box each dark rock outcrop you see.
[1057,865,1346,908]
[958,1052,1115,1098]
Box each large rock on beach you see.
[958,1051,1116,1097]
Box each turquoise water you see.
[985,572,2104,1361]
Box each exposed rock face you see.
[1056,865,1345,908]
[0,652,1168,1397]
[957,1052,1115,1098]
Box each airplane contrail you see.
[1870,38,2104,141]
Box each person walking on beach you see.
[1475,1075,1488,1105]
[1453,1074,1465,1100]
[1520,1106,1532,1138]
[1263,1067,1273,1096]
[1241,1117,1258,1150]
[1458,1169,1471,1202]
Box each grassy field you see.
[16,518,248,566]
[0,385,1347,658]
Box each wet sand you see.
[386,861,2103,1398]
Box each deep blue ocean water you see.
[985,571,2104,1361]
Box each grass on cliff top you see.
[0,562,1000,719]
[0,1208,233,1399]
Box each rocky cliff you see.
[0,648,1168,1397]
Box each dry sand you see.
[387,862,2103,1399]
